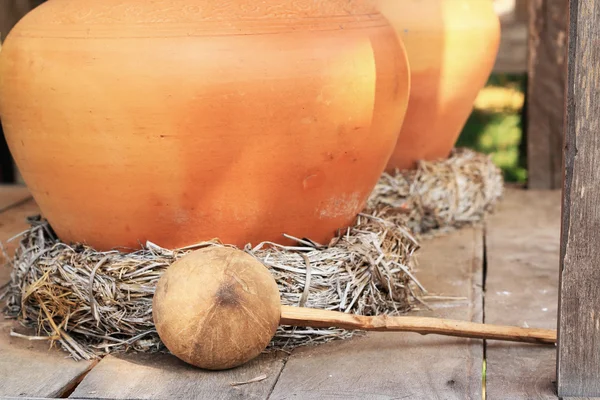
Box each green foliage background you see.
[457,73,527,183]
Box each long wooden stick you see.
[280,305,556,345]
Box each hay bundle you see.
[369,147,504,235]
[1,148,503,361]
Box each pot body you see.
[0,0,410,250]
[376,0,501,171]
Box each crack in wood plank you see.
[484,189,560,400]
[268,226,484,400]
[55,360,99,399]
[69,352,287,399]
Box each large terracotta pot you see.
[0,0,410,251]
[375,0,501,171]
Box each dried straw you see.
[1,148,503,361]
[368,147,504,236]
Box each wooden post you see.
[526,0,568,189]
[558,0,600,397]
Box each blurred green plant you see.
[457,73,527,183]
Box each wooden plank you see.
[0,197,97,398]
[0,185,30,213]
[485,189,560,400]
[562,398,600,400]
[269,226,484,400]
[526,0,568,189]
[557,0,600,396]
[1,398,66,400]
[2,398,86,400]
[2,398,92,400]
[0,326,96,399]
[0,192,286,400]
[70,352,286,400]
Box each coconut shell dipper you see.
[152,247,556,371]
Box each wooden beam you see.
[526,0,568,189]
[557,0,600,397]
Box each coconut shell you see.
[152,246,281,370]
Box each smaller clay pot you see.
[375,0,501,171]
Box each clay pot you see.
[0,0,410,251]
[375,0,501,171]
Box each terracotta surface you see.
[376,0,501,171]
[0,0,410,251]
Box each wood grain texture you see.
[2,398,85,400]
[485,189,561,400]
[557,0,600,396]
[0,197,96,398]
[526,0,568,189]
[70,352,286,400]
[269,226,484,400]
[561,398,600,400]
[0,329,96,399]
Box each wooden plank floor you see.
[0,187,561,399]
[0,187,97,399]
[0,185,31,213]
[70,352,287,400]
[484,190,560,399]
[269,226,484,400]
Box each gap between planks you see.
[268,225,485,400]
[70,217,485,399]
[2,187,561,400]
[483,189,560,400]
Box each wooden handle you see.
[280,305,556,345]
